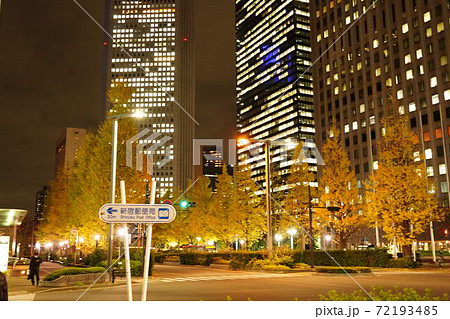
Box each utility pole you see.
[264,140,273,254]
[308,184,315,268]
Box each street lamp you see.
[94,234,101,248]
[325,234,332,250]
[307,184,340,268]
[274,234,283,247]
[238,137,273,254]
[44,242,53,261]
[118,227,127,237]
[287,228,297,250]
[106,110,145,270]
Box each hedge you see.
[294,249,392,267]
[43,267,106,282]
[320,287,449,301]
[155,249,418,268]
[315,266,371,274]
[178,251,266,266]
[387,258,418,268]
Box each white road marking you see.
[9,293,36,301]
[158,273,302,283]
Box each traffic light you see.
[177,200,196,209]
[180,200,189,209]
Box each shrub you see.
[165,255,180,263]
[43,267,106,281]
[129,249,144,261]
[419,250,450,257]
[85,249,107,267]
[260,265,291,271]
[388,258,418,268]
[293,263,311,270]
[212,257,230,264]
[179,253,213,266]
[315,266,371,274]
[129,260,143,276]
[320,287,449,301]
[155,254,165,263]
[229,260,244,270]
[298,249,392,267]
[246,256,295,271]
[96,260,108,268]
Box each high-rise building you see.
[55,128,87,175]
[193,145,233,191]
[102,0,195,196]
[311,0,450,207]
[236,0,315,187]
[34,186,48,225]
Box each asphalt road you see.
[32,265,450,301]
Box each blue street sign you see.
[99,203,176,224]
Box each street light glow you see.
[118,227,127,237]
[274,234,282,242]
[325,235,332,242]
[287,228,297,235]
[79,237,85,243]
[94,234,101,241]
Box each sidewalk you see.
[7,274,135,297]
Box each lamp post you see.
[307,184,340,268]
[274,234,282,247]
[106,111,145,272]
[325,234,332,250]
[287,228,297,250]
[238,138,273,254]
[94,234,100,249]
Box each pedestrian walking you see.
[0,271,7,301]
[29,251,42,286]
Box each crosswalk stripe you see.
[158,273,300,283]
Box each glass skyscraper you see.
[103,0,195,196]
[236,0,315,188]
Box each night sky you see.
[0,0,236,215]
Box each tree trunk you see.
[402,244,412,257]
[338,236,347,250]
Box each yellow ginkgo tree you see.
[366,109,441,256]
[318,127,366,249]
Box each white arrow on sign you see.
[99,204,176,224]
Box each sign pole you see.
[141,179,156,301]
[120,181,133,301]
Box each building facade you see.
[34,185,48,225]
[311,0,450,207]
[236,0,315,188]
[55,128,87,175]
[103,0,195,196]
